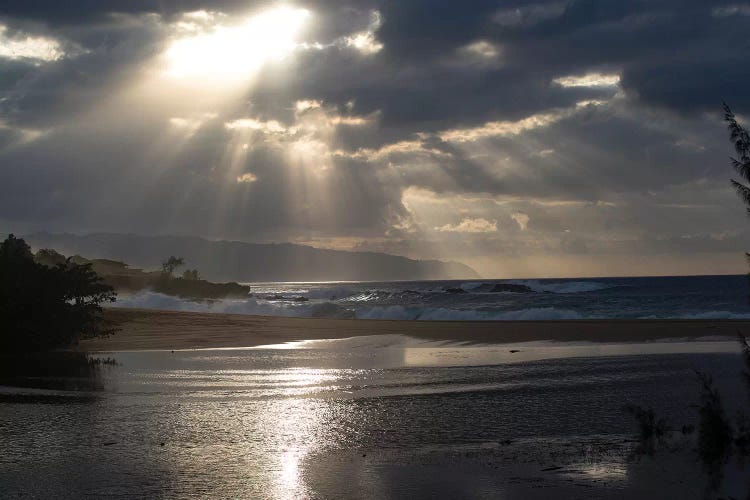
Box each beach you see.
[4,314,748,498]
[83,307,750,351]
[3,307,749,498]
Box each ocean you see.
[115,274,750,320]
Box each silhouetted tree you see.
[725,103,750,213]
[182,268,200,280]
[161,256,185,278]
[0,234,116,353]
[34,248,67,267]
[695,371,733,462]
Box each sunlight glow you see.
[164,7,310,81]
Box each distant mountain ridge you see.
[23,232,479,282]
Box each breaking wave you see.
[115,292,355,318]
[114,292,585,321]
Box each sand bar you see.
[75,307,750,351]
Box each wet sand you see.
[78,307,750,351]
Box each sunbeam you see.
[163,7,310,83]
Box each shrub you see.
[695,370,733,464]
[0,234,116,352]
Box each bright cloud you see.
[224,118,289,134]
[461,40,501,59]
[236,172,258,183]
[511,212,530,230]
[339,11,383,54]
[0,25,64,62]
[553,72,621,88]
[295,100,322,112]
[436,218,498,233]
[439,100,607,142]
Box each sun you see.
[164,7,310,82]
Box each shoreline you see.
[75,307,750,351]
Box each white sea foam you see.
[115,292,587,320]
[115,291,354,318]
[113,290,750,321]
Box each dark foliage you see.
[151,276,248,299]
[34,248,67,267]
[695,370,733,464]
[0,351,116,392]
[182,268,200,281]
[740,332,750,395]
[0,234,116,352]
[724,103,750,214]
[625,405,671,441]
[161,255,184,277]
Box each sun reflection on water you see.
[4,346,743,497]
[251,367,333,497]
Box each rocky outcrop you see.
[489,283,534,293]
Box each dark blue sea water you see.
[115,274,750,320]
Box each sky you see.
[0,1,749,278]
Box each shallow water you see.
[2,338,749,498]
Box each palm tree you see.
[725,103,750,214]
[160,256,185,278]
[724,104,750,390]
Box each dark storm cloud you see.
[0,0,749,274]
[230,0,750,135]
[3,0,747,119]
[0,1,266,25]
[5,0,741,129]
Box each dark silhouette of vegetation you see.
[626,405,672,441]
[724,103,750,218]
[624,404,673,456]
[182,268,200,280]
[0,234,116,353]
[34,248,67,267]
[742,328,750,392]
[35,250,248,300]
[0,351,116,392]
[161,255,184,278]
[694,371,733,464]
[152,275,248,299]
